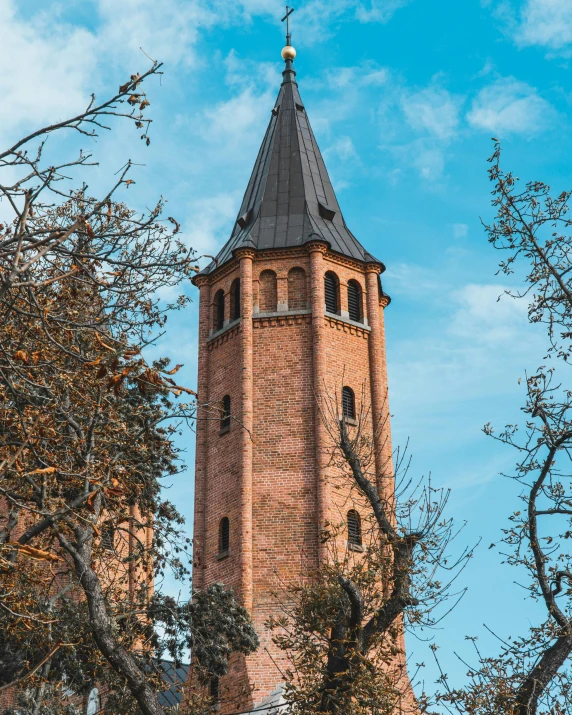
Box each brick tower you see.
[191,39,405,713]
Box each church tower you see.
[192,34,403,713]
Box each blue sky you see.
[3,0,572,701]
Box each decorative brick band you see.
[253,314,312,329]
[324,315,371,339]
[207,323,241,350]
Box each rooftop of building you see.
[198,39,382,276]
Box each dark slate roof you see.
[157,659,189,708]
[200,59,381,275]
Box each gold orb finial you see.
[281,45,296,61]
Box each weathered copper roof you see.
[200,57,381,275]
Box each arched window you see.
[86,688,100,715]
[342,386,356,420]
[288,267,307,310]
[324,272,339,314]
[210,677,220,702]
[101,523,115,551]
[230,278,241,321]
[259,270,277,312]
[347,280,363,323]
[220,395,231,432]
[219,517,230,553]
[347,510,362,547]
[214,289,225,331]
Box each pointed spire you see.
[199,22,381,276]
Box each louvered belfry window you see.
[342,386,356,420]
[324,272,338,314]
[101,523,115,551]
[220,395,231,431]
[347,510,362,547]
[230,278,241,321]
[219,517,230,553]
[347,280,362,323]
[214,289,225,331]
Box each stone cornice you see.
[324,314,370,339]
[252,246,310,263]
[207,321,241,350]
[195,244,382,284]
[323,251,382,275]
[305,239,329,255]
[365,262,383,275]
[192,274,210,288]
[234,247,257,261]
[253,313,312,329]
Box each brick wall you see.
[287,267,308,310]
[190,246,416,714]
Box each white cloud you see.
[385,262,443,298]
[401,87,463,141]
[453,223,469,239]
[374,81,464,183]
[185,192,241,257]
[295,0,411,42]
[450,283,528,344]
[355,0,413,23]
[96,0,217,67]
[467,78,553,135]
[178,52,276,165]
[386,267,546,468]
[412,146,446,181]
[329,64,389,90]
[360,68,390,86]
[516,0,572,52]
[0,0,96,139]
[199,86,273,152]
[224,51,281,90]
[325,136,358,162]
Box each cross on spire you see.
[281,5,295,46]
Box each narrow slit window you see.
[214,289,225,331]
[324,272,339,314]
[347,510,362,547]
[342,386,356,420]
[219,517,230,553]
[101,523,115,551]
[230,278,241,321]
[220,395,231,432]
[347,280,362,323]
[86,688,100,715]
[210,677,220,702]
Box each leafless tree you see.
[436,142,572,715]
[269,387,471,714]
[0,63,257,715]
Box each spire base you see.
[282,59,297,84]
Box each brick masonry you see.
[190,243,416,713]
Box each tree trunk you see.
[67,544,163,715]
[514,632,572,715]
